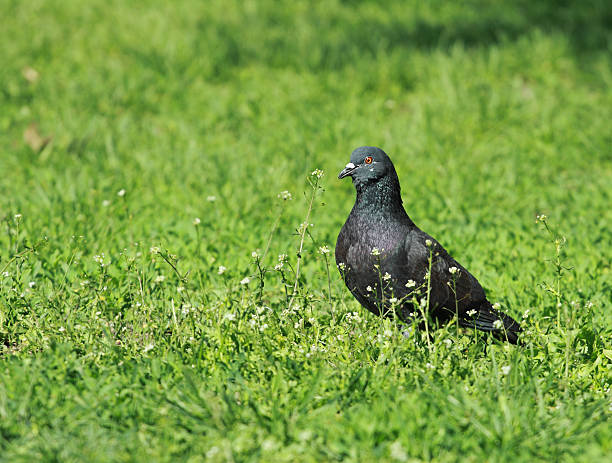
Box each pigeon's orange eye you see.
[364,156,373,164]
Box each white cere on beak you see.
[346,162,356,169]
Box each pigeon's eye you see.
[364,156,373,164]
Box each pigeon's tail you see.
[459,303,522,344]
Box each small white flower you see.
[274,263,283,270]
[366,286,373,292]
[371,247,381,256]
[585,301,594,309]
[218,266,226,275]
[80,280,89,287]
[425,239,432,247]
[259,323,268,332]
[426,362,435,370]
[318,245,330,254]
[206,195,217,202]
[225,312,236,321]
[311,169,324,178]
[383,329,393,338]
[240,277,250,285]
[14,213,22,220]
[154,275,165,283]
[298,222,309,234]
[2,271,9,277]
[383,272,391,281]
[102,200,111,207]
[278,254,287,262]
[405,280,416,288]
[493,319,504,330]
[448,266,458,275]
[251,251,259,259]
[177,286,185,293]
[144,343,155,353]
[467,309,477,316]
[193,217,201,226]
[501,365,511,375]
[443,339,452,347]
[277,190,292,200]
[338,262,346,271]
[389,297,398,304]
[117,189,126,197]
[150,246,160,254]
[523,309,530,319]
[389,441,408,462]
[492,302,501,310]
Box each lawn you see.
[1,0,611,461]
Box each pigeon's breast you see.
[336,214,410,280]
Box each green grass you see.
[1,0,611,461]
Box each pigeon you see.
[335,146,521,343]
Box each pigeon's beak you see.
[338,162,357,179]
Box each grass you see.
[1,0,611,461]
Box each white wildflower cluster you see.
[154,275,165,283]
[535,214,547,223]
[240,277,251,285]
[371,247,381,256]
[143,343,155,353]
[102,200,111,207]
[193,217,201,226]
[448,266,458,275]
[425,239,433,247]
[337,262,346,271]
[311,169,324,179]
[366,285,373,292]
[218,266,227,275]
[523,309,530,319]
[181,304,193,316]
[501,365,511,375]
[492,302,501,310]
[345,311,362,323]
[93,253,110,267]
[274,254,287,271]
[389,297,398,304]
[117,189,126,197]
[150,246,160,255]
[277,190,292,201]
[467,309,477,317]
[29,281,36,288]
[493,319,504,330]
[248,306,271,332]
[225,312,236,321]
[383,272,391,281]
[2,271,9,278]
[207,195,217,202]
[251,250,260,259]
[405,279,416,288]
[584,301,594,309]
[318,245,330,255]
[14,213,22,220]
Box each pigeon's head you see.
[338,146,396,186]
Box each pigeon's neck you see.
[353,174,412,222]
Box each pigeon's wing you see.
[401,228,487,315]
